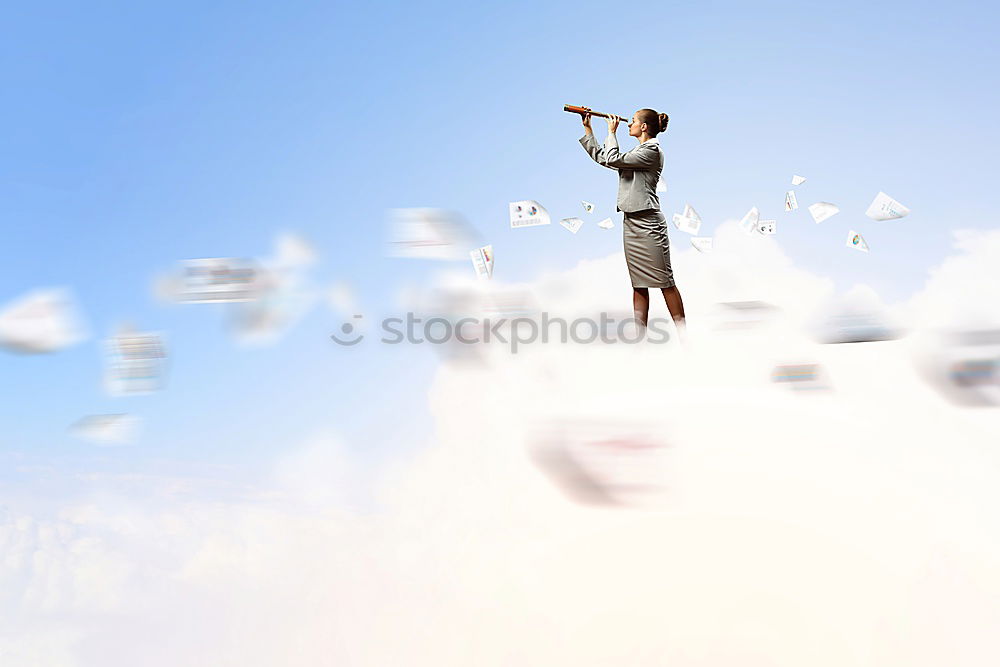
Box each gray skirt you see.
[623,209,675,289]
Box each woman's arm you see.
[579,111,618,171]
[579,113,659,170]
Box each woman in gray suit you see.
[579,108,686,336]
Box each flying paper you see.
[791,175,807,186]
[847,230,869,253]
[865,191,909,221]
[656,179,667,193]
[672,213,701,235]
[771,363,830,392]
[597,217,614,230]
[509,200,551,228]
[757,219,777,235]
[228,242,320,346]
[808,202,840,224]
[690,237,714,253]
[560,217,584,234]
[784,190,798,211]
[70,414,140,446]
[672,204,702,234]
[104,327,168,396]
[917,329,1000,407]
[470,245,494,279]
[160,258,269,303]
[581,201,594,213]
[738,206,760,235]
[387,209,480,260]
[682,204,701,225]
[0,288,87,353]
[528,417,672,507]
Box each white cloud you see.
[2,230,1000,665]
[906,228,1000,330]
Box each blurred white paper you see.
[738,206,760,235]
[865,191,909,221]
[528,417,672,507]
[0,288,87,354]
[656,179,667,193]
[672,213,701,235]
[784,190,798,211]
[757,219,777,235]
[560,217,584,234]
[469,245,494,279]
[597,217,614,229]
[682,204,702,225]
[847,230,869,253]
[70,414,140,446]
[229,284,316,345]
[159,258,269,303]
[671,203,702,234]
[104,327,167,396]
[509,200,551,228]
[808,202,840,224]
[690,237,714,253]
[228,234,322,346]
[791,174,807,186]
[581,201,594,213]
[387,208,479,260]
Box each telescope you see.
[564,104,629,123]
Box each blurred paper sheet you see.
[791,174,807,186]
[672,203,702,234]
[228,274,317,346]
[656,179,667,193]
[597,217,614,229]
[739,206,759,235]
[847,230,869,253]
[784,190,798,211]
[104,328,167,396]
[865,191,909,221]
[161,258,269,303]
[528,417,672,507]
[581,201,594,213]
[560,217,584,234]
[690,237,714,253]
[682,204,702,225]
[808,202,840,224]
[70,414,140,446]
[470,245,494,279]
[771,363,830,392]
[672,213,701,235]
[509,200,551,228]
[0,288,87,354]
[757,219,777,235]
[387,208,479,259]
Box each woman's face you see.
[628,112,643,138]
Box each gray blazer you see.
[579,133,663,213]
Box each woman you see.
[579,108,686,337]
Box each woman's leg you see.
[660,285,686,338]
[633,287,650,327]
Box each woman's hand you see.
[581,109,593,134]
[606,114,619,133]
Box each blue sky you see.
[1,0,998,477]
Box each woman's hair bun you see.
[658,113,669,134]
